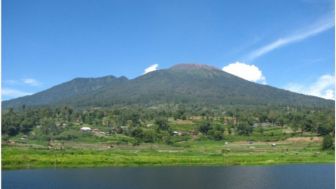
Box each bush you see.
[236,122,253,136]
[322,135,334,150]
[317,125,332,136]
[155,118,170,131]
[211,130,224,140]
[142,130,156,143]
[198,121,212,134]
[131,128,144,139]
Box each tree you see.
[208,130,223,140]
[236,122,253,136]
[40,118,60,136]
[207,124,224,140]
[131,128,144,139]
[2,109,20,136]
[227,126,232,135]
[130,113,141,127]
[155,117,170,131]
[175,106,186,120]
[157,131,172,144]
[322,135,334,150]
[317,123,333,136]
[302,119,314,132]
[20,117,35,134]
[267,111,277,126]
[142,130,156,143]
[198,121,212,135]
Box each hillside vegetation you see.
[2,105,334,169]
[3,64,333,109]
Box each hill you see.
[2,64,333,109]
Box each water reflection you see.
[2,164,334,189]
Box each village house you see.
[80,127,92,132]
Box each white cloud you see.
[222,62,266,84]
[285,74,335,100]
[2,88,32,99]
[246,15,334,61]
[144,64,159,74]
[22,78,41,86]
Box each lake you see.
[2,164,334,189]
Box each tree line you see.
[2,105,334,149]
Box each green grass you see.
[2,138,334,170]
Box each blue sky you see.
[2,0,335,100]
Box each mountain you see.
[3,64,334,109]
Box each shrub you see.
[322,135,334,150]
[198,121,212,134]
[236,122,253,136]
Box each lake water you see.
[2,164,334,189]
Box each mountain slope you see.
[3,64,333,109]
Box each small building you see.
[173,131,181,135]
[173,131,189,136]
[80,127,92,132]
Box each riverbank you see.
[2,139,334,170]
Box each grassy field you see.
[2,137,334,170]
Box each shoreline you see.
[3,161,335,171]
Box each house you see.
[80,127,92,132]
[173,131,189,136]
[173,131,181,135]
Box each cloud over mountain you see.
[144,64,159,74]
[285,74,335,100]
[222,62,266,84]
